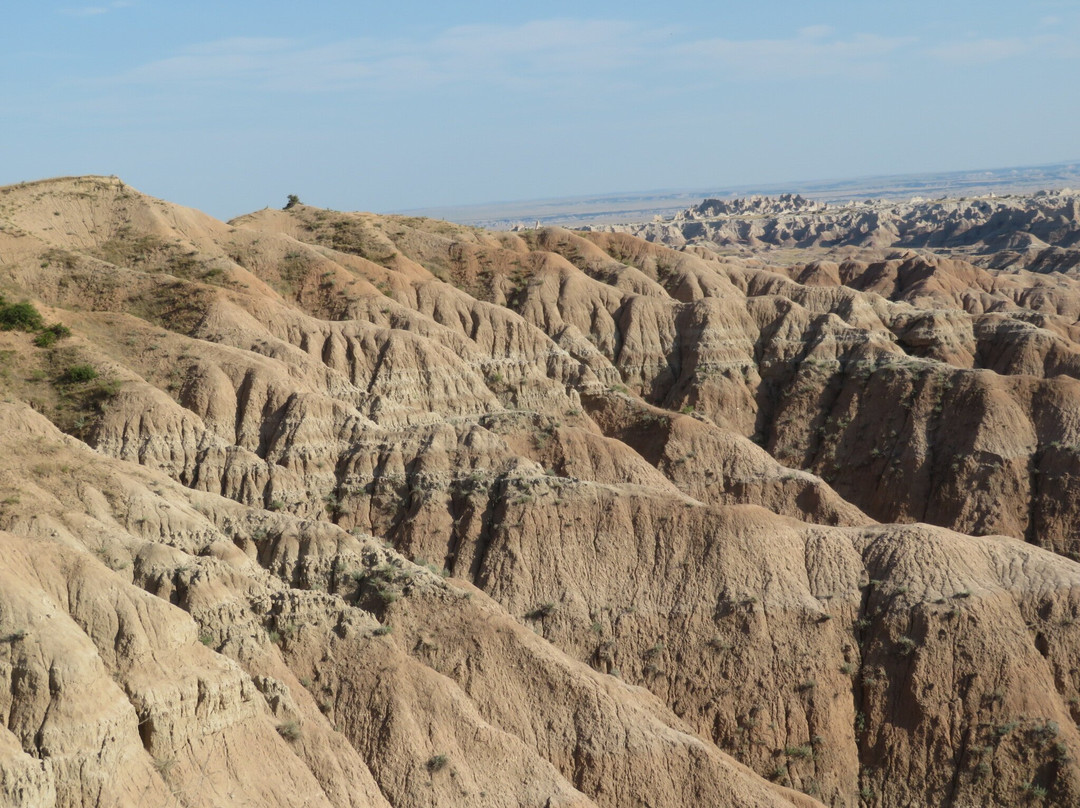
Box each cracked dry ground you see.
[3,176,1080,806]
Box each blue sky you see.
[2,1,1078,219]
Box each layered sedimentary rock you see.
[590,189,1080,273]
[2,176,1080,806]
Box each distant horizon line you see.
[395,157,1080,221]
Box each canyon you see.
[2,176,1080,806]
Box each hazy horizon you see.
[5,1,1079,219]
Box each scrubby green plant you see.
[0,298,44,332]
[33,323,71,347]
[1021,781,1049,798]
[854,711,866,734]
[426,753,449,772]
[644,641,665,658]
[994,720,1020,738]
[276,720,301,741]
[374,586,399,605]
[323,493,345,516]
[61,364,98,383]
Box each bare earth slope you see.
[2,176,1080,806]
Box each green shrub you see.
[62,364,98,383]
[33,323,72,348]
[0,299,44,332]
[426,754,448,772]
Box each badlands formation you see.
[592,190,1080,273]
[2,176,1080,807]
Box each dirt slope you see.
[2,176,1080,806]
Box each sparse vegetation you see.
[994,720,1020,738]
[894,636,918,657]
[276,720,301,742]
[526,602,557,620]
[1021,781,1049,799]
[61,363,98,384]
[0,298,44,332]
[707,636,732,652]
[33,323,72,348]
[324,493,345,517]
[3,180,1080,808]
[854,712,866,734]
[152,756,176,779]
[767,765,788,782]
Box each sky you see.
[2,1,1078,219]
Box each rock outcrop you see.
[589,189,1080,273]
[2,176,1080,806]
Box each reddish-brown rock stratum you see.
[2,176,1080,806]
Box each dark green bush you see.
[0,299,44,332]
[62,364,98,383]
[33,323,72,348]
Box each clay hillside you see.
[591,190,1080,273]
[4,176,1080,808]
